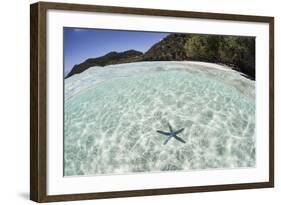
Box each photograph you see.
[63,28,256,177]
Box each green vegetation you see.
[184,35,221,62]
[142,34,188,61]
[142,33,255,79]
[184,35,255,78]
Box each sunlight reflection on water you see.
[64,61,255,176]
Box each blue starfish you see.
[157,123,185,145]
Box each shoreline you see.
[65,60,254,82]
[110,60,254,80]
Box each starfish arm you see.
[168,122,173,132]
[175,128,184,134]
[163,136,172,145]
[174,135,186,144]
[157,130,170,136]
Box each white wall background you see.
[0,0,279,204]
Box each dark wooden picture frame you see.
[30,1,274,203]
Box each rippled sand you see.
[64,61,255,176]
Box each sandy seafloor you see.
[64,61,256,176]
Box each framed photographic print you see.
[30,1,274,203]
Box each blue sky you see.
[64,28,169,75]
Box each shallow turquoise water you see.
[64,62,255,176]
